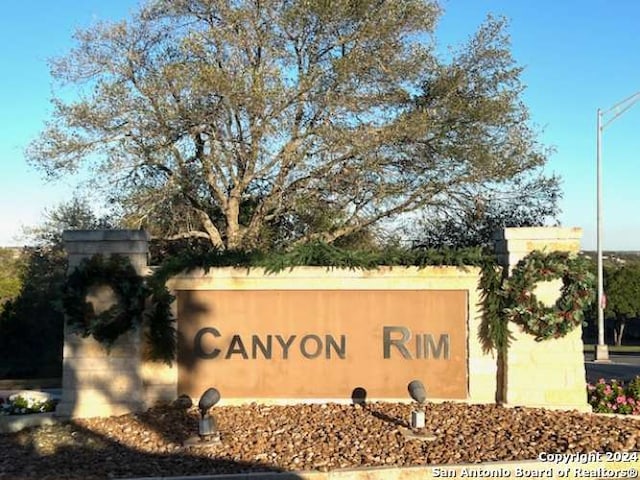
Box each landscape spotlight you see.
[198,387,221,439]
[407,380,426,429]
[198,387,220,417]
[408,380,427,405]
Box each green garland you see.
[63,254,147,347]
[150,242,488,277]
[143,273,176,364]
[143,243,489,361]
[478,260,510,353]
[61,244,594,363]
[502,251,595,341]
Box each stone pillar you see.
[494,227,590,411]
[56,230,149,418]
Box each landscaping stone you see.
[0,402,638,479]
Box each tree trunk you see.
[226,196,241,250]
[614,318,626,346]
[195,210,225,249]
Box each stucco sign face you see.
[177,290,468,400]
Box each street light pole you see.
[596,108,606,361]
[595,90,640,362]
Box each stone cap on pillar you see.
[494,227,583,270]
[493,227,583,241]
[63,229,150,274]
[63,229,149,246]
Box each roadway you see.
[583,353,640,384]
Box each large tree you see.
[413,174,560,248]
[0,249,25,308]
[0,198,117,377]
[29,0,555,250]
[604,264,640,346]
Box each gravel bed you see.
[0,402,639,479]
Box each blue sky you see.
[1,0,639,250]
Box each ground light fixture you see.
[184,387,221,447]
[407,379,426,429]
[198,387,221,437]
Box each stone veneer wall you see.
[494,227,589,411]
[58,227,589,417]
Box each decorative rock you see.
[0,401,639,479]
[174,394,193,409]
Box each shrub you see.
[627,376,640,399]
[587,377,640,415]
[0,395,58,415]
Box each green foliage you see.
[150,242,487,361]
[0,395,59,416]
[61,243,592,362]
[375,245,488,269]
[151,242,488,279]
[628,376,640,400]
[24,197,117,246]
[144,274,177,364]
[604,264,640,318]
[0,198,119,379]
[503,251,595,341]
[415,177,561,249]
[479,251,595,353]
[62,253,177,364]
[64,243,489,362]
[63,254,147,347]
[588,377,640,415]
[603,264,640,345]
[478,261,510,353]
[262,242,381,272]
[0,248,26,307]
[0,245,67,378]
[29,0,555,252]
[581,256,640,345]
[9,396,28,410]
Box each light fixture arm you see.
[601,91,640,129]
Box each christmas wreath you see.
[62,254,148,347]
[503,250,595,341]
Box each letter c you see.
[194,327,221,359]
